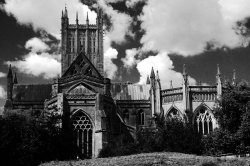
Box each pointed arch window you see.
[137,109,145,125]
[194,106,214,135]
[166,107,182,120]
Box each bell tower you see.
[61,7,104,76]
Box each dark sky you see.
[1,0,250,110]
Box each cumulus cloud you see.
[104,47,118,79]
[0,86,6,99]
[98,0,133,43]
[1,0,97,38]
[137,52,196,88]
[140,0,250,56]
[6,37,61,79]
[6,52,61,79]
[0,72,6,78]
[121,48,139,69]
[25,37,49,52]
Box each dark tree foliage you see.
[0,112,74,166]
[202,81,250,155]
[99,114,201,158]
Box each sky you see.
[1,0,250,112]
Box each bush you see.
[0,112,74,166]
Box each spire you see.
[232,69,236,85]
[7,64,13,78]
[64,5,68,18]
[156,70,160,81]
[170,80,173,89]
[146,75,150,84]
[150,67,155,78]
[13,72,18,84]
[76,11,79,24]
[86,12,89,25]
[183,64,187,76]
[61,10,64,18]
[217,64,221,76]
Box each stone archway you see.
[72,111,93,158]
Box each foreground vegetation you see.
[40,152,250,166]
[1,82,250,166]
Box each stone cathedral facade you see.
[4,7,231,158]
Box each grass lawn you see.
[40,152,250,166]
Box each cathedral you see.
[4,7,230,158]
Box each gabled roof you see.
[62,52,102,78]
[12,84,52,102]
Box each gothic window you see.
[166,107,182,120]
[137,109,144,125]
[194,106,214,135]
[72,111,92,158]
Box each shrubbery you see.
[99,117,201,158]
[0,111,74,166]
[202,81,250,155]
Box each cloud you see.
[6,52,61,79]
[121,48,139,69]
[98,0,133,43]
[140,0,250,56]
[104,47,118,79]
[25,37,49,52]
[137,52,196,88]
[1,0,97,38]
[0,72,6,78]
[0,86,6,99]
[5,37,61,79]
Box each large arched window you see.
[72,111,93,159]
[194,106,214,135]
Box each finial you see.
[217,64,221,76]
[13,72,18,84]
[64,4,68,17]
[7,64,13,78]
[76,11,79,23]
[86,12,89,23]
[156,70,160,80]
[150,67,155,78]
[170,80,173,89]
[232,69,236,85]
[146,75,150,84]
[183,64,187,76]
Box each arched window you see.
[72,111,92,159]
[166,107,182,120]
[137,109,144,125]
[194,106,214,135]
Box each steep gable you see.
[62,52,102,78]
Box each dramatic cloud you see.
[25,37,49,52]
[137,52,196,88]
[104,47,118,79]
[0,72,6,78]
[98,0,133,43]
[121,48,139,69]
[1,0,97,38]
[0,86,6,99]
[6,53,61,79]
[140,0,250,56]
[6,37,61,79]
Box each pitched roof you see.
[12,84,52,102]
[111,83,150,100]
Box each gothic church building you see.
[4,7,226,158]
